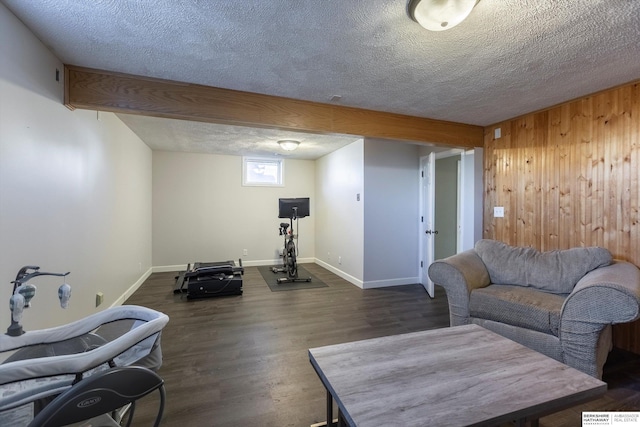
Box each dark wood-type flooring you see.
[125,264,640,426]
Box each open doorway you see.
[434,153,461,260]
[419,148,483,298]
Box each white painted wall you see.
[152,151,315,268]
[0,4,153,332]
[315,139,364,286]
[363,139,420,287]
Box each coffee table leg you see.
[309,388,338,427]
[327,389,333,427]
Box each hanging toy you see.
[5,266,70,336]
[58,283,72,309]
[9,293,25,323]
[17,284,37,307]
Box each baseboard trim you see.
[111,267,153,307]
[241,257,315,267]
[314,259,364,288]
[362,276,421,289]
[146,260,412,294]
[152,264,186,273]
[152,258,316,273]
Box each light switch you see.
[494,206,504,217]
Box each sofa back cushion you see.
[474,239,612,294]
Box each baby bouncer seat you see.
[29,365,165,427]
[0,305,169,426]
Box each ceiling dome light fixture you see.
[278,140,300,151]
[408,0,478,32]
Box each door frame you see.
[419,153,435,297]
[419,149,465,298]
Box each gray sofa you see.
[428,239,640,379]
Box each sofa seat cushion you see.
[474,239,612,294]
[469,285,566,336]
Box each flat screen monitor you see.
[278,197,310,219]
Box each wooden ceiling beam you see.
[64,65,483,148]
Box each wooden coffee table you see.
[309,324,606,426]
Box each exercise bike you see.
[272,205,311,284]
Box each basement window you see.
[242,157,284,187]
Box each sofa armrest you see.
[561,260,640,377]
[428,249,491,326]
[563,260,640,324]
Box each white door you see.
[420,148,483,298]
[419,152,435,298]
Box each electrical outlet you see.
[96,292,104,307]
[338,256,342,265]
[494,206,505,217]
[243,249,248,256]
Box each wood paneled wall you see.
[483,81,640,353]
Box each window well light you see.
[408,0,478,31]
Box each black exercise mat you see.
[257,265,328,292]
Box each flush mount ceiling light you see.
[278,140,300,151]
[408,0,478,31]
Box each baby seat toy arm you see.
[7,266,70,337]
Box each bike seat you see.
[280,223,289,229]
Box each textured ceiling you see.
[3,0,640,158]
[116,114,361,160]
